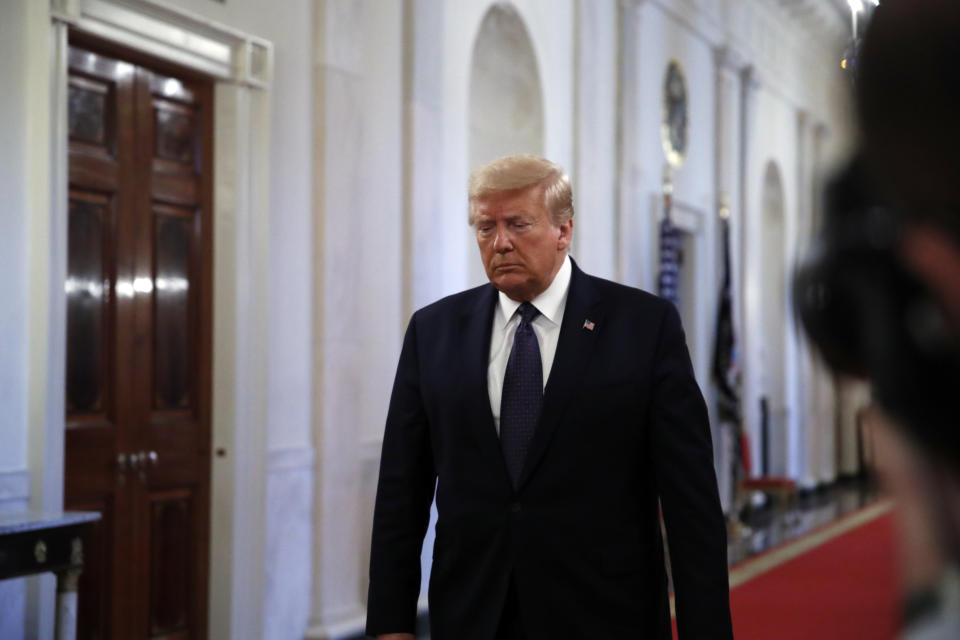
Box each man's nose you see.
[493,227,513,252]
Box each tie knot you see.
[518,302,539,326]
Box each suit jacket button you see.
[510,502,522,514]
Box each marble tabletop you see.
[0,511,100,536]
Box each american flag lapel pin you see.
[583,319,596,332]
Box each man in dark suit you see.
[366,155,733,639]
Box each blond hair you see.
[468,154,574,226]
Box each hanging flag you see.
[711,214,747,475]
[657,188,681,308]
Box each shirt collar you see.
[497,254,572,327]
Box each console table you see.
[0,511,100,640]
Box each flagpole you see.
[662,164,673,223]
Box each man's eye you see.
[477,224,494,234]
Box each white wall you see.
[0,0,47,635]
[0,0,31,482]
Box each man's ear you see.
[557,218,573,251]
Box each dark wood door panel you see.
[67,72,116,156]
[132,67,212,639]
[151,173,200,206]
[64,425,119,498]
[145,490,194,639]
[143,425,202,488]
[66,190,115,419]
[152,207,197,414]
[68,155,120,192]
[66,40,213,640]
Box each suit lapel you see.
[518,260,603,490]
[459,284,507,469]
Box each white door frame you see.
[45,1,273,637]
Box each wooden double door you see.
[64,40,213,640]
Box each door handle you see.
[118,451,158,484]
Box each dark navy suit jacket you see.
[366,260,733,639]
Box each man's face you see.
[472,184,573,302]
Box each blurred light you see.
[155,276,189,293]
[847,0,864,13]
[64,277,104,298]
[162,78,184,97]
[133,277,153,294]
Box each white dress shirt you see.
[488,255,572,436]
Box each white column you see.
[402,0,444,618]
[786,109,807,483]
[793,110,818,488]
[309,0,408,636]
[310,0,368,633]
[809,121,839,484]
[573,0,618,281]
[615,0,648,287]
[406,0,446,313]
[739,65,763,478]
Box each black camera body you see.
[793,155,960,460]
[793,0,960,464]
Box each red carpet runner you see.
[727,505,900,639]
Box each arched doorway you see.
[467,3,545,284]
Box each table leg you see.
[55,567,82,640]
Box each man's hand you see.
[377,635,415,640]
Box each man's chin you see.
[491,276,534,301]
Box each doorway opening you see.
[64,33,214,640]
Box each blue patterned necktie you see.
[500,302,543,488]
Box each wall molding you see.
[50,0,272,87]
